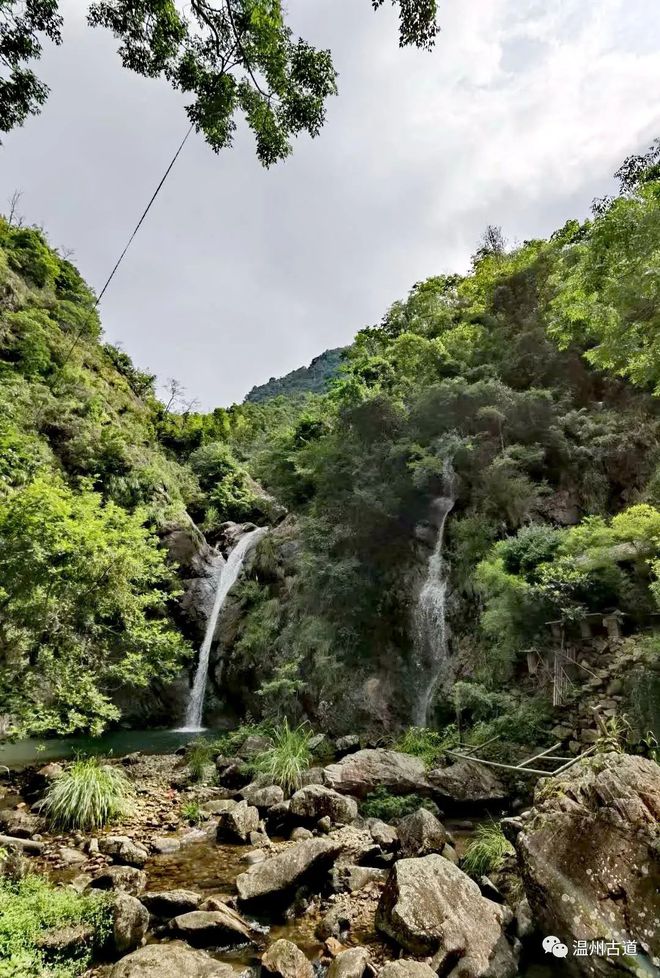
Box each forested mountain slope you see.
[244,348,346,403]
[2,143,660,749]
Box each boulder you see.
[141,889,202,918]
[327,946,371,978]
[58,846,86,865]
[150,836,182,855]
[290,827,314,841]
[0,808,40,838]
[517,752,660,976]
[99,836,149,868]
[201,798,238,816]
[35,923,95,955]
[109,941,234,977]
[290,785,358,825]
[236,838,342,904]
[87,866,147,895]
[333,864,388,893]
[170,906,260,947]
[368,820,398,850]
[261,938,314,978]
[397,808,446,857]
[427,760,507,806]
[336,735,361,756]
[323,750,429,799]
[110,891,149,955]
[216,800,260,843]
[240,783,285,809]
[378,963,437,978]
[376,854,516,978]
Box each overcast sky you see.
[2,0,660,407]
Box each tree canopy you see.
[0,0,439,161]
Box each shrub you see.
[253,719,311,795]
[360,787,439,822]
[0,872,110,977]
[393,725,459,767]
[181,801,204,825]
[186,739,218,783]
[462,821,514,877]
[43,758,134,831]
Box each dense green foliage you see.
[245,348,346,404]
[360,788,439,821]
[43,757,134,830]
[4,141,660,744]
[222,146,660,735]
[0,873,110,978]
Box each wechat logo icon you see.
[543,935,569,958]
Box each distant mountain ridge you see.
[244,347,346,403]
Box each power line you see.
[95,123,194,306]
[55,123,194,380]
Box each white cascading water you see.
[180,527,267,732]
[413,467,455,727]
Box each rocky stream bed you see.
[0,741,658,978]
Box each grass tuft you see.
[181,800,204,825]
[393,725,459,767]
[360,787,439,821]
[461,821,514,877]
[253,719,311,795]
[43,757,134,831]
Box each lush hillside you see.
[218,146,660,745]
[244,348,346,403]
[3,143,660,752]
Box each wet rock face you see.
[323,750,430,799]
[375,854,517,978]
[86,866,147,896]
[141,889,202,919]
[517,752,660,977]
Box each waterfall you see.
[180,526,267,732]
[413,469,455,727]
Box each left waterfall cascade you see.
[178,526,268,732]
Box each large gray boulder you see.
[216,800,260,843]
[397,808,446,857]
[170,906,260,947]
[87,866,147,895]
[236,838,342,903]
[290,784,358,825]
[327,946,371,978]
[240,783,285,809]
[99,836,149,868]
[261,938,314,978]
[0,808,41,838]
[378,964,437,978]
[517,752,660,976]
[427,760,507,805]
[141,889,202,918]
[323,750,429,798]
[376,854,516,978]
[109,941,234,977]
[110,892,149,955]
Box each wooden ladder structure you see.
[445,739,597,777]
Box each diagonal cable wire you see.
[53,123,195,384]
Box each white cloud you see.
[2,0,660,405]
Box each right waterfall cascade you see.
[413,462,456,727]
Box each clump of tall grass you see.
[186,738,218,783]
[462,821,514,878]
[43,757,134,831]
[253,719,312,795]
[393,725,459,767]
